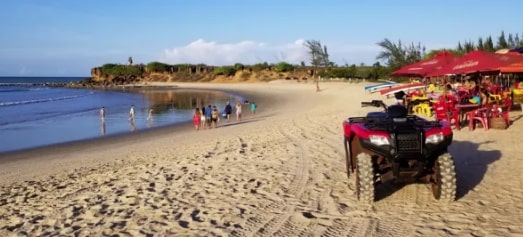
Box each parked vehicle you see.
[342,100,456,203]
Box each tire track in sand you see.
[248,121,312,237]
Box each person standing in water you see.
[146,108,154,127]
[100,107,106,121]
[147,108,153,121]
[100,106,106,135]
[129,105,135,121]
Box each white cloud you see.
[162,39,382,66]
[163,39,307,65]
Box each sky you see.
[1,0,522,77]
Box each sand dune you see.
[1,81,522,236]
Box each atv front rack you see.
[347,115,441,130]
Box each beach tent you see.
[427,50,523,77]
[498,62,523,73]
[390,51,459,77]
[495,48,511,54]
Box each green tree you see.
[370,62,383,79]
[376,38,406,70]
[456,41,465,54]
[376,38,424,71]
[348,64,357,78]
[496,31,508,49]
[234,63,244,71]
[304,40,331,91]
[477,37,484,51]
[507,33,516,48]
[463,40,475,53]
[213,66,236,76]
[146,62,170,72]
[303,40,330,67]
[484,36,495,52]
[515,33,522,46]
[275,62,294,72]
[252,62,269,72]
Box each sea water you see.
[0,77,242,153]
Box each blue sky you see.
[1,0,522,76]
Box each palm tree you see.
[376,38,407,71]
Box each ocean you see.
[0,77,242,153]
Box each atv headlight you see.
[369,135,389,146]
[426,133,444,144]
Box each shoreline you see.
[0,82,273,183]
[0,82,257,156]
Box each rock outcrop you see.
[90,64,317,85]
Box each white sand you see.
[1,81,522,236]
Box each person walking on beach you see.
[146,108,154,127]
[224,101,232,122]
[211,106,219,128]
[193,108,202,130]
[129,105,135,121]
[205,104,212,128]
[200,106,207,129]
[250,102,257,115]
[235,101,242,121]
[147,108,153,121]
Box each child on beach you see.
[193,108,201,130]
[250,102,257,115]
[235,102,242,121]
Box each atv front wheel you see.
[356,153,374,203]
[431,153,456,202]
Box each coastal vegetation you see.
[88,31,522,85]
[377,31,523,72]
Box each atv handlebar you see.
[361,100,388,111]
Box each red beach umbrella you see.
[427,50,523,77]
[390,51,459,77]
[498,62,523,73]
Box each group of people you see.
[192,101,257,130]
[98,105,154,134]
[99,105,154,122]
[395,78,503,113]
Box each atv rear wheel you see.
[344,137,351,178]
[356,153,374,203]
[431,153,456,202]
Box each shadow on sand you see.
[216,113,275,128]
[374,140,501,201]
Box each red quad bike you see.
[343,100,456,203]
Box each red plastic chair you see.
[433,101,460,130]
[466,107,490,131]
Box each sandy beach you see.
[1,81,522,236]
